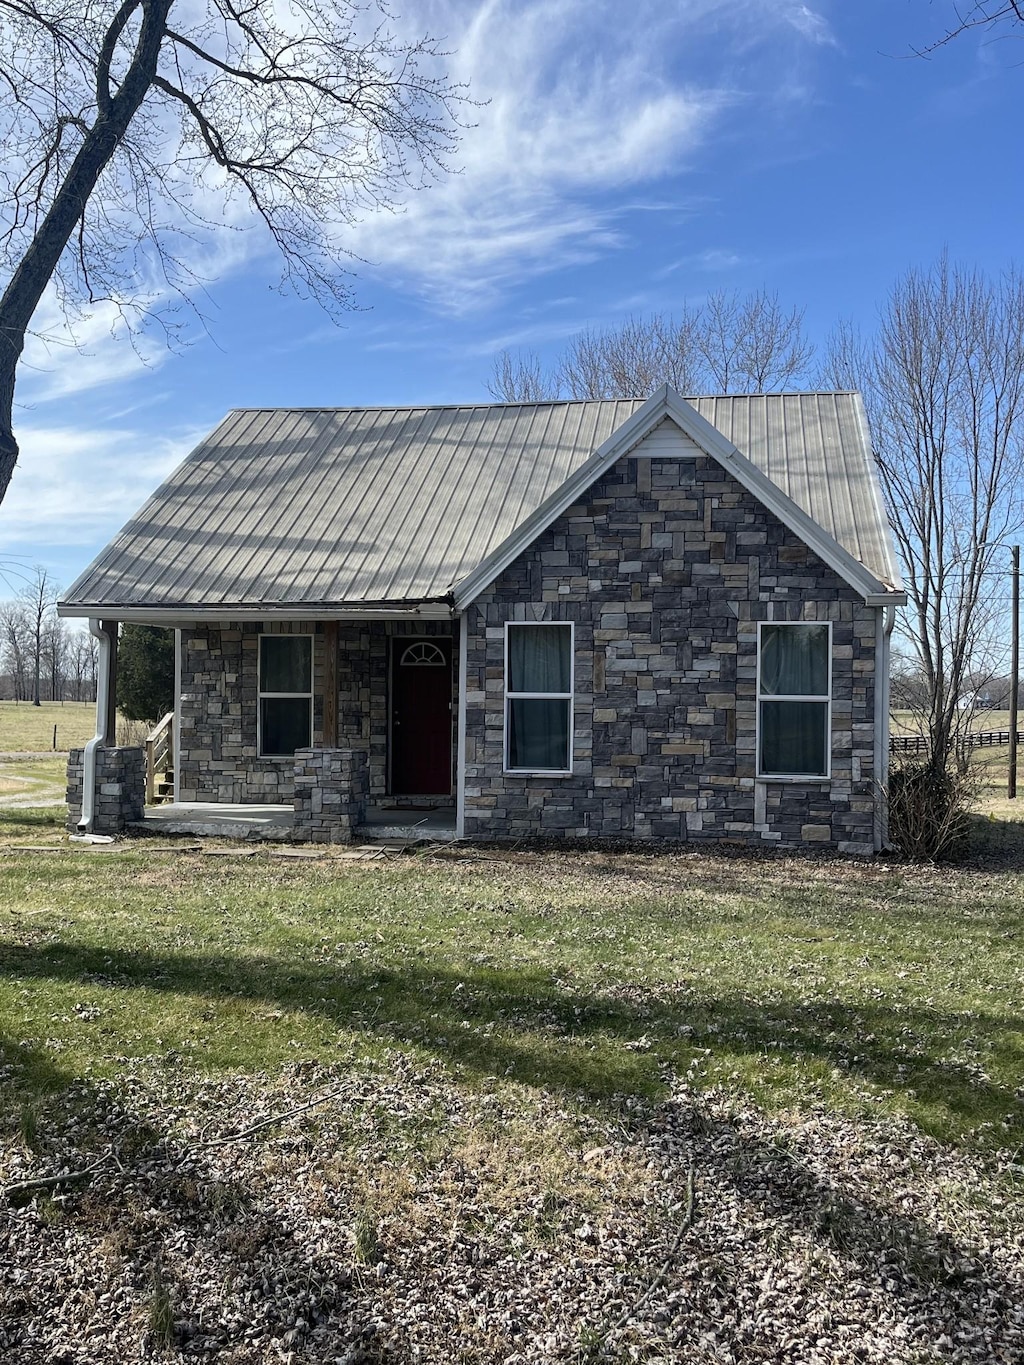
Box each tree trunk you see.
[0,0,172,506]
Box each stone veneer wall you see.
[293,747,369,842]
[177,623,323,803]
[462,450,880,854]
[178,620,457,804]
[66,746,146,833]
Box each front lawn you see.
[2,814,1023,1361]
[1,814,1021,1151]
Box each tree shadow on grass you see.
[2,1025,1022,1364]
[1,939,1020,1146]
[2,940,1023,1362]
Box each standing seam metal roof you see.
[60,393,901,611]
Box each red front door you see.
[390,638,453,795]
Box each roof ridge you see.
[224,391,861,416]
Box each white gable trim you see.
[452,385,905,609]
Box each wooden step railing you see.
[145,710,175,804]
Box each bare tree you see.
[914,1,1023,52]
[486,350,558,403]
[67,626,98,701]
[0,0,464,507]
[823,259,1024,773]
[41,612,67,700]
[18,566,57,706]
[0,598,28,699]
[489,293,813,403]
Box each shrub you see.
[887,757,973,862]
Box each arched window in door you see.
[399,641,447,666]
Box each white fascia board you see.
[56,603,457,623]
[453,385,901,609]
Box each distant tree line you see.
[0,566,97,703]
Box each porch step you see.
[354,824,458,843]
[151,770,175,805]
[354,807,458,843]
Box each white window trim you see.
[258,633,313,759]
[503,620,575,776]
[756,620,832,781]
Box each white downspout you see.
[874,605,896,851]
[79,618,112,832]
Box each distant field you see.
[0,701,97,753]
[0,701,145,753]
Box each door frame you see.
[387,634,455,797]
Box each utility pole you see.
[1010,545,1019,800]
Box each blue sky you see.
[1,0,1021,596]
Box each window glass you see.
[505,623,573,771]
[508,624,571,693]
[760,624,828,696]
[261,697,311,757]
[758,623,830,777]
[508,698,570,771]
[760,700,828,776]
[260,635,311,693]
[259,635,312,756]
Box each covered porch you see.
[65,614,465,845]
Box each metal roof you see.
[60,392,902,614]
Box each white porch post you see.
[456,610,468,839]
[79,618,118,831]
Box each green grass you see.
[1,824,1022,1154]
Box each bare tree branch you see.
[912,1,1024,55]
[0,0,466,506]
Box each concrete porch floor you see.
[135,802,458,843]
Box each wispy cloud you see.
[0,422,198,564]
[343,0,841,311]
[784,4,839,48]
[343,0,734,310]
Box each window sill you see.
[756,773,831,784]
[503,768,574,778]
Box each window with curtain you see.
[758,623,831,777]
[504,623,573,772]
[259,634,312,757]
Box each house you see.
[58,386,905,852]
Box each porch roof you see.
[59,391,902,617]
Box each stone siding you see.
[462,450,880,853]
[178,620,456,805]
[293,748,369,842]
[177,624,323,803]
[66,747,146,833]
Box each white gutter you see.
[79,618,113,833]
[873,604,897,851]
[57,603,457,623]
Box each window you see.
[504,623,573,773]
[259,634,312,757]
[757,622,831,777]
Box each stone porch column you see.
[65,619,144,834]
